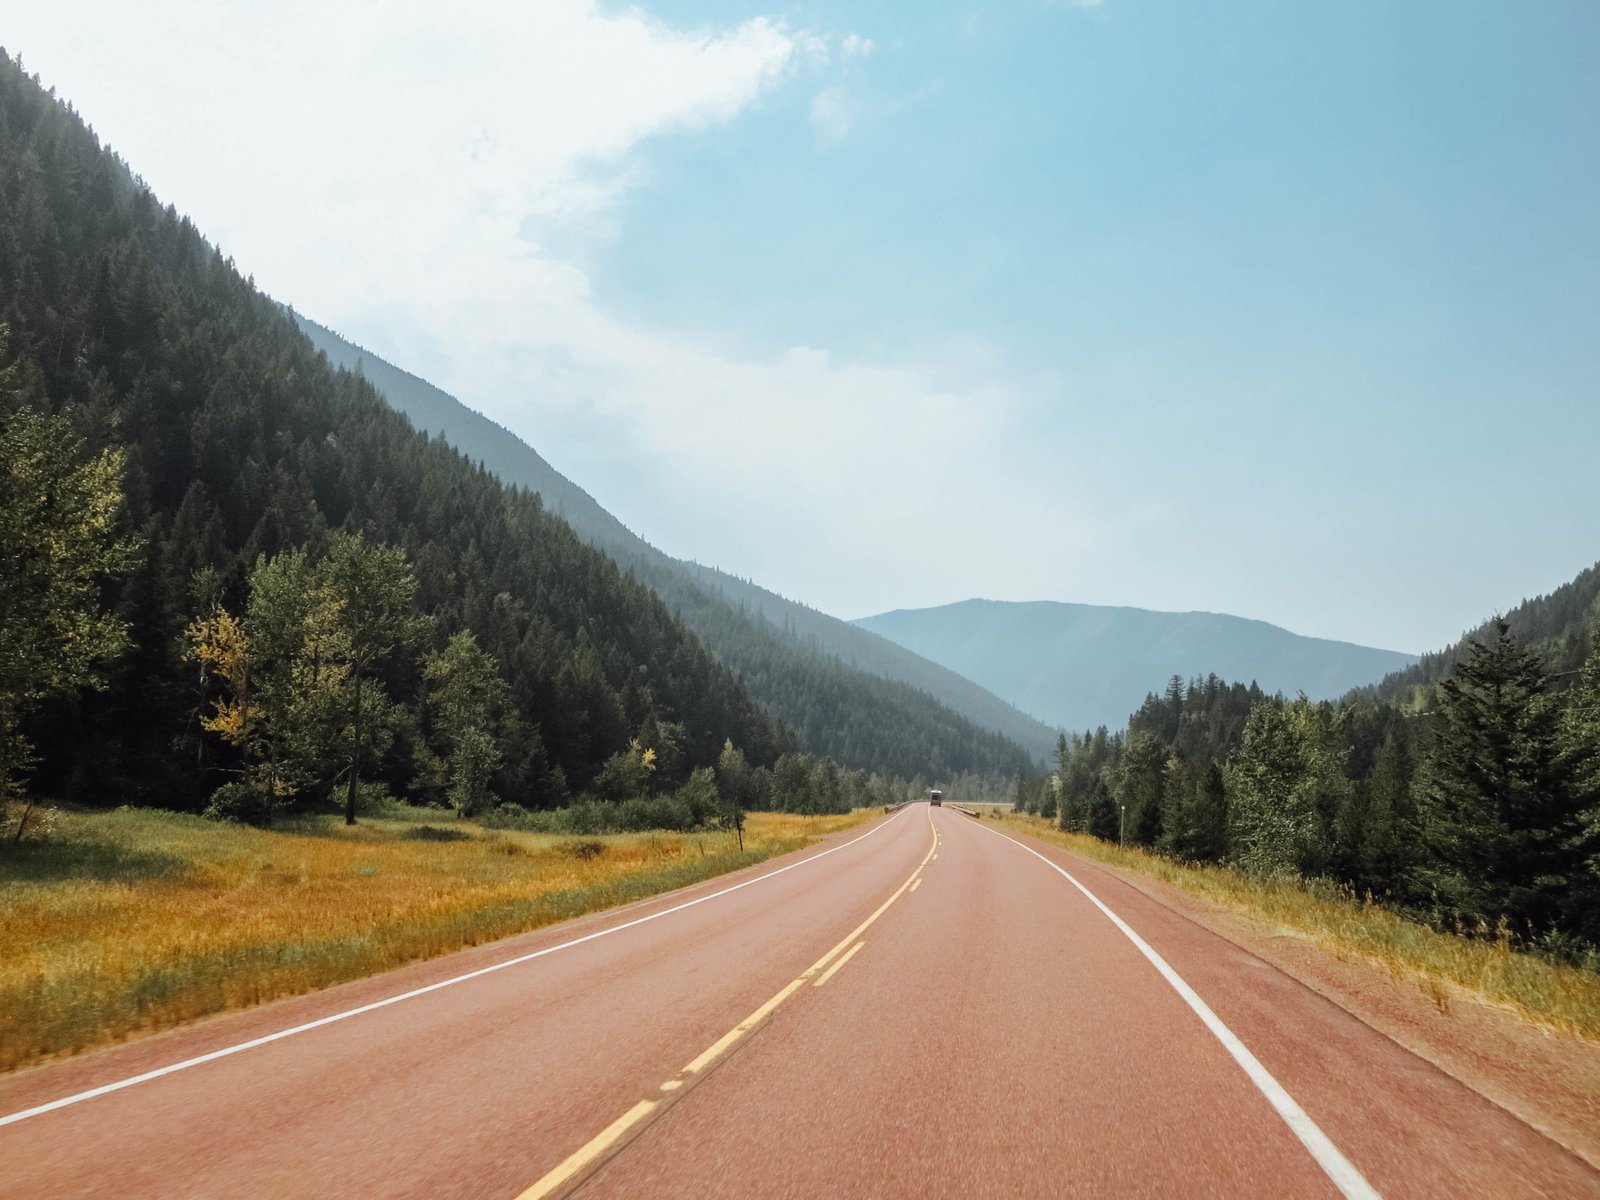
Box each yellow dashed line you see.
[513,808,940,1198]
[681,978,806,1076]
[515,1100,658,1200]
[812,941,865,988]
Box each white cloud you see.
[9,1,1086,619]
[809,86,856,143]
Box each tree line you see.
[1019,616,1600,962]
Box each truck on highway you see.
[929,789,942,806]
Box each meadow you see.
[0,805,869,1074]
[990,811,1600,1041]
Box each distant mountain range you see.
[854,600,1419,734]
[292,314,1060,768]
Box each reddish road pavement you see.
[3,805,1596,1198]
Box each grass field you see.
[0,805,871,1075]
[988,810,1600,1041]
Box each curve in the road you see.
[972,819,1379,1200]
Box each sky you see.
[8,1,1599,654]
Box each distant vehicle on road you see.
[929,789,942,806]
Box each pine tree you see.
[1420,621,1597,939]
[1118,731,1167,848]
[1087,777,1119,842]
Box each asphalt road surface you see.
[4,805,1597,1198]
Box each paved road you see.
[4,805,1597,1198]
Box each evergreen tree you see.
[1350,723,1418,899]
[1117,731,1167,848]
[1420,621,1597,939]
[1087,777,1119,843]
[1225,698,1344,877]
[423,630,511,817]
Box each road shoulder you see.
[994,816,1600,1173]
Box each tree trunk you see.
[9,798,34,844]
[345,676,362,825]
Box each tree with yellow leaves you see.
[187,548,351,823]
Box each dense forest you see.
[2,51,942,831]
[1022,573,1600,962]
[1363,563,1600,702]
[294,314,1053,771]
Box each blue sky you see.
[11,1,1600,652]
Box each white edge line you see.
[0,807,912,1128]
[974,820,1382,1200]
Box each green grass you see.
[0,805,871,1074]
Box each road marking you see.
[0,808,914,1130]
[977,821,1382,1200]
[683,810,936,1078]
[514,1100,658,1200]
[520,809,938,1199]
[812,941,865,988]
[682,979,808,1076]
[909,878,923,893]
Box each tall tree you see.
[0,399,137,830]
[713,739,752,850]
[1117,731,1168,848]
[1420,621,1597,939]
[1225,698,1345,877]
[188,549,352,822]
[318,534,421,824]
[423,630,511,818]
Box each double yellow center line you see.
[518,809,940,1200]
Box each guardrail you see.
[949,805,980,818]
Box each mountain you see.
[0,51,781,809]
[293,315,1059,767]
[854,599,1419,734]
[1363,560,1600,704]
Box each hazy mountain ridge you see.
[855,599,1418,734]
[293,316,1058,767]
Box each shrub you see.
[402,825,472,843]
[202,782,274,826]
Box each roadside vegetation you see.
[0,804,870,1075]
[990,810,1600,1041]
[1015,609,1600,979]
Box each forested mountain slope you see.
[1362,561,1600,704]
[1028,555,1600,959]
[294,314,1055,767]
[856,599,1417,734]
[0,52,784,809]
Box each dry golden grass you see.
[988,810,1600,1041]
[0,805,872,1074]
